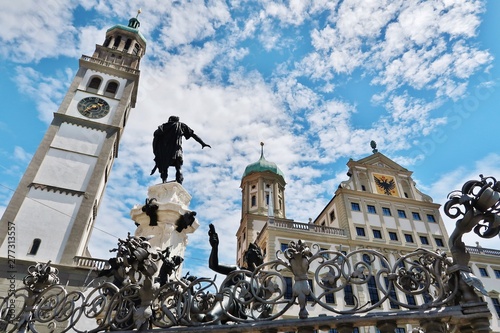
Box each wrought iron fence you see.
[0,175,498,333]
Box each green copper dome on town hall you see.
[242,143,285,179]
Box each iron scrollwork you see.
[0,241,472,331]
[444,175,500,298]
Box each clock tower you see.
[0,15,146,265]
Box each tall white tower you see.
[0,15,147,265]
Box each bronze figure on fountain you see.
[151,116,210,184]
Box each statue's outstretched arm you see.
[192,133,211,149]
[208,224,236,275]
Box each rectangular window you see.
[479,267,489,277]
[329,210,336,221]
[405,234,414,243]
[493,298,500,317]
[420,236,429,245]
[373,229,382,239]
[494,269,500,278]
[382,207,392,216]
[368,276,380,305]
[344,284,355,306]
[426,214,436,222]
[351,202,361,211]
[397,209,407,218]
[389,232,398,241]
[406,294,417,305]
[384,277,399,309]
[320,248,330,259]
[363,253,372,265]
[423,290,433,304]
[281,243,288,252]
[367,205,377,214]
[435,238,445,247]
[356,227,366,237]
[284,277,293,299]
[325,291,335,304]
[412,212,422,220]
[395,329,406,333]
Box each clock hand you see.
[84,104,99,112]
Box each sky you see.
[0,0,499,278]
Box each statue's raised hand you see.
[208,224,219,248]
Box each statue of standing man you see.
[150,116,210,184]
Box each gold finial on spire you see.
[136,9,142,18]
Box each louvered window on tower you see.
[87,77,102,93]
[113,36,121,48]
[133,43,141,55]
[103,36,111,47]
[124,38,132,51]
[105,81,119,98]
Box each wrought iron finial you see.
[444,175,500,301]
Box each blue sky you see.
[0,0,499,277]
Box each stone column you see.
[130,182,199,277]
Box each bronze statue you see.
[208,224,263,274]
[151,116,210,184]
[207,224,265,323]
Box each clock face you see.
[373,174,399,196]
[77,97,110,119]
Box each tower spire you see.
[260,142,265,159]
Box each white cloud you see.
[1,0,495,274]
[13,146,32,163]
[13,66,71,123]
[157,0,231,48]
[0,1,79,62]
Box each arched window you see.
[103,36,112,47]
[113,36,121,48]
[104,81,119,97]
[133,43,141,55]
[124,38,132,51]
[87,77,102,93]
[28,238,41,255]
